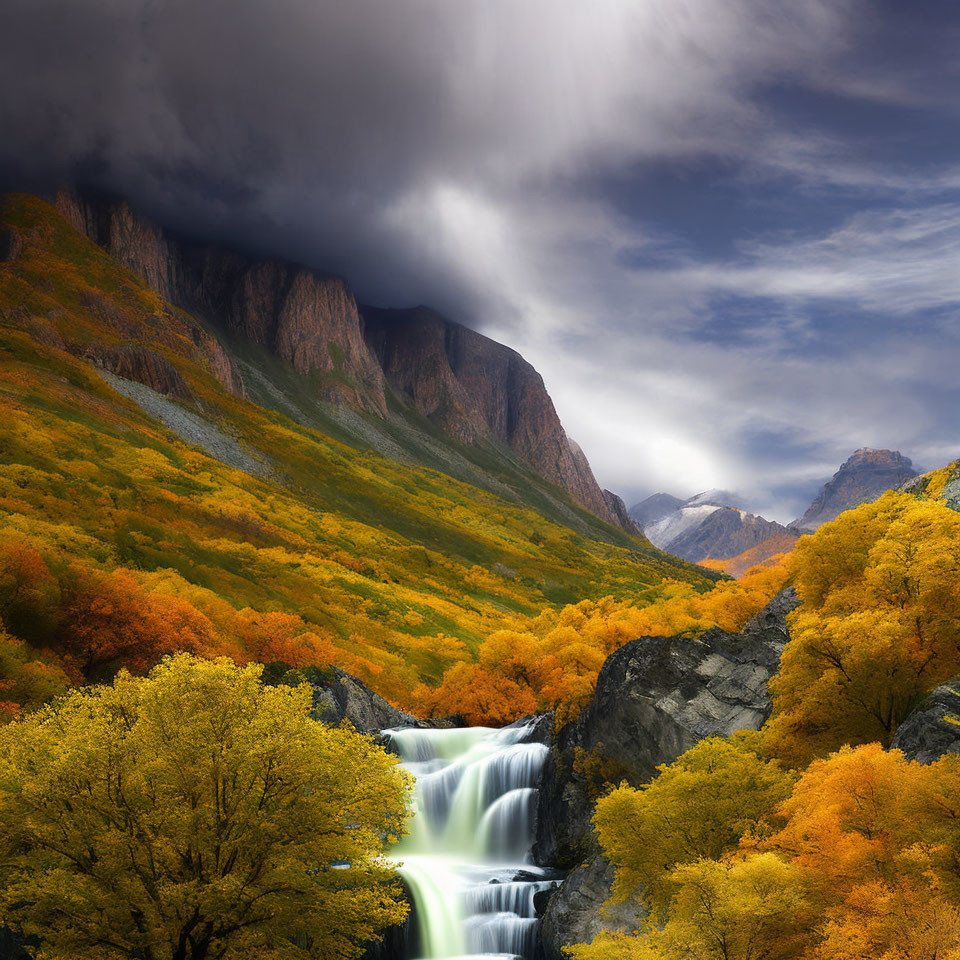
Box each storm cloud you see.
[3,0,960,520]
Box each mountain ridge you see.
[53,188,624,528]
[629,490,796,565]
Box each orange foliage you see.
[412,662,537,726]
[414,559,791,727]
[57,567,222,681]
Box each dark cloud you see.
[3,0,960,519]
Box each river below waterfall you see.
[384,722,560,960]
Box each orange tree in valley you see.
[0,655,412,960]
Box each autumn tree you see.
[594,735,794,914]
[0,539,60,644]
[413,661,537,726]
[568,854,811,960]
[234,608,338,668]
[764,744,960,960]
[57,568,221,681]
[0,654,411,960]
[0,629,68,720]
[765,493,960,765]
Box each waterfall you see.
[385,723,559,960]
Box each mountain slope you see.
[53,189,623,527]
[628,492,684,529]
[629,490,796,564]
[0,192,715,705]
[793,448,917,531]
[902,458,960,512]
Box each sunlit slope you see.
[0,194,715,701]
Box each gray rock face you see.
[603,490,640,534]
[891,680,960,764]
[794,448,917,531]
[534,588,798,868]
[538,857,646,960]
[902,463,960,513]
[311,668,422,735]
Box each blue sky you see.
[3,0,960,520]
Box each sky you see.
[3,0,960,522]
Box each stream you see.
[384,722,560,960]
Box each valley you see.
[2,187,960,960]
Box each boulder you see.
[892,679,960,764]
[310,668,422,734]
[538,857,646,960]
[534,588,798,867]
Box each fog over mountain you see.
[4,0,960,521]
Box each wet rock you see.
[538,857,646,960]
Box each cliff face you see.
[794,448,917,531]
[602,490,639,534]
[55,190,387,414]
[54,189,625,526]
[362,307,618,523]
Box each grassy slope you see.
[0,194,715,702]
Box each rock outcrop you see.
[538,857,646,960]
[87,344,194,401]
[55,189,388,414]
[891,680,960,764]
[362,306,619,524]
[602,490,639,534]
[534,588,798,868]
[310,667,422,735]
[793,448,917,531]
[902,460,960,513]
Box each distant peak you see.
[844,447,913,468]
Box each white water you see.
[385,723,558,960]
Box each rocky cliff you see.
[534,587,798,869]
[602,490,639,534]
[55,189,388,414]
[362,306,618,523]
[53,190,624,526]
[533,588,798,958]
[793,448,917,531]
[891,680,960,764]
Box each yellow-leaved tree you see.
[765,493,960,765]
[0,654,411,960]
[568,853,811,960]
[593,735,795,916]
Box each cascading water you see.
[384,723,560,960]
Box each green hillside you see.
[0,193,715,708]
